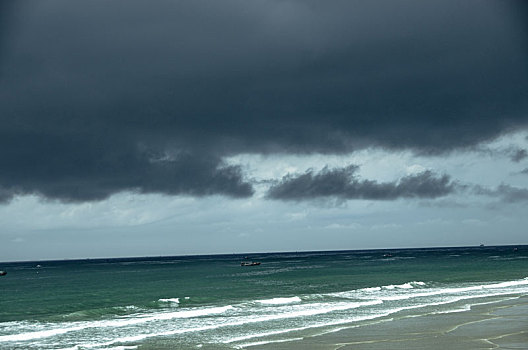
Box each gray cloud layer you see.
[511,149,528,162]
[1,0,527,201]
[267,166,454,200]
[474,184,528,203]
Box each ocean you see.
[1,245,527,349]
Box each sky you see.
[1,0,528,261]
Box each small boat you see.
[479,243,484,247]
[241,262,261,266]
[0,271,6,276]
[382,253,392,258]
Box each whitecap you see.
[256,297,301,305]
[158,298,180,304]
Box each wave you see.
[328,278,528,303]
[256,296,301,305]
[383,281,426,289]
[0,325,87,342]
[158,298,180,305]
[328,281,428,299]
[378,278,528,302]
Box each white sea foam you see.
[226,305,428,348]
[0,305,233,343]
[430,296,519,314]
[487,278,528,289]
[121,305,141,311]
[224,327,310,343]
[256,296,302,305]
[430,305,472,314]
[158,298,180,304]
[329,281,427,298]
[223,309,396,345]
[331,278,528,303]
[379,278,528,302]
[0,325,86,342]
[237,337,304,348]
[384,281,425,289]
[68,299,386,349]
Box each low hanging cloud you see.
[267,166,455,201]
[0,142,253,203]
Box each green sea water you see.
[1,245,527,349]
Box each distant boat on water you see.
[479,243,485,247]
[0,270,6,276]
[241,262,261,266]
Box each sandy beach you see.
[250,296,528,350]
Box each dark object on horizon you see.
[479,243,485,247]
[0,270,6,276]
[241,261,261,266]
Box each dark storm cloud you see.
[0,132,253,203]
[1,0,527,201]
[267,166,454,200]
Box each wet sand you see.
[249,296,528,350]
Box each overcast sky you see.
[1,0,527,261]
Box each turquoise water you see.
[1,246,527,349]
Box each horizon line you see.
[1,243,525,265]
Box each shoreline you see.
[247,295,528,350]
